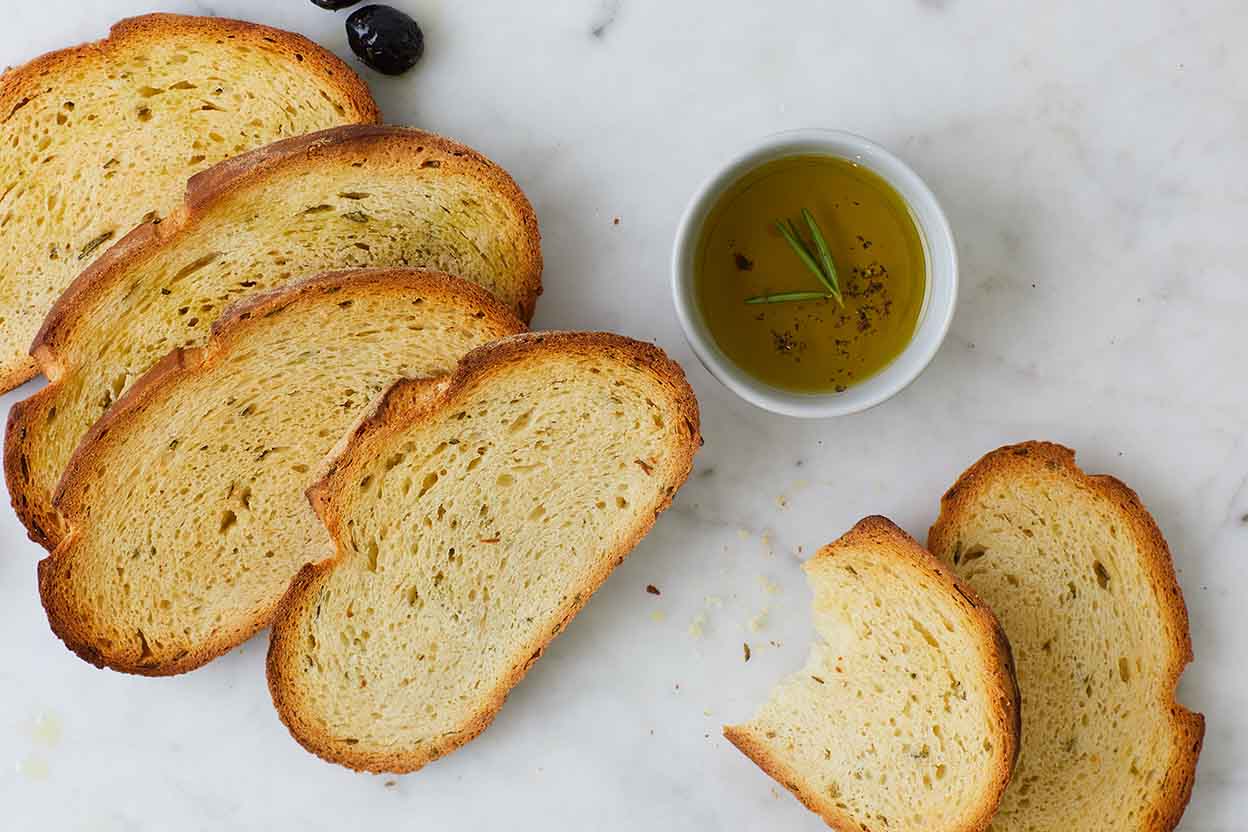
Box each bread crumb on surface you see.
[688,612,708,638]
[650,610,667,623]
[748,608,769,632]
[645,584,661,595]
[738,528,751,540]
[704,595,724,609]
[759,575,781,595]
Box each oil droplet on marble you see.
[30,712,63,746]
[17,755,49,780]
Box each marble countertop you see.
[1,1,1242,829]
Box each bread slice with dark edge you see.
[927,441,1204,832]
[724,516,1020,832]
[0,12,379,391]
[38,268,525,676]
[267,332,701,773]
[6,125,542,550]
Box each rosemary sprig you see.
[745,290,833,305]
[744,209,844,308]
[801,208,843,306]
[775,220,829,291]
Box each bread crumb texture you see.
[6,125,542,551]
[726,516,1019,832]
[927,441,1203,832]
[39,270,524,675]
[0,13,378,389]
[268,332,700,773]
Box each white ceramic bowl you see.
[671,129,958,418]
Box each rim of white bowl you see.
[671,128,958,419]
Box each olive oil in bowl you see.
[694,155,926,394]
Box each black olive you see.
[310,0,362,9]
[346,5,425,76]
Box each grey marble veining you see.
[0,1,1243,829]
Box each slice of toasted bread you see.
[724,517,1020,832]
[927,442,1204,832]
[266,332,701,773]
[0,13,379,391]
[37,269,525,676]
[6,125,542,550]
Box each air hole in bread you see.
[956,545,987,566]
[508,410,532,433]
[418,471,439,497]
[909,616,939,648]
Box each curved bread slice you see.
[927,442,1203,831]
[725,516,1020,832]
[6,125,542,549]
[0,13,379,390]
[38,269,525,675]
[267,332,701,772]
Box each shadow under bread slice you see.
[927,442,1203,832]
[725,516,1020,832]
[6,124,542,551]
[267,332,701,773]
[38,269,525,676]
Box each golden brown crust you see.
[0,359,39,391]
[725,516,1020,832]
[267,332,702,772]
[5,392,63,546]
[0,12,379,391]
[927,441,1204,832]
[36,269,526,676]
[7,125,543,551]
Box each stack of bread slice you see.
[3,12,701,773]
[7,124,543,549]
[0,13,379,391]
[728,448,1203,832]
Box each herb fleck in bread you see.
[927,442,1203,832]
[725,516,1020,832]
[267,332,701,772]
[38,269,524,675]
[6,125,542,550]
[0,13,379,391]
